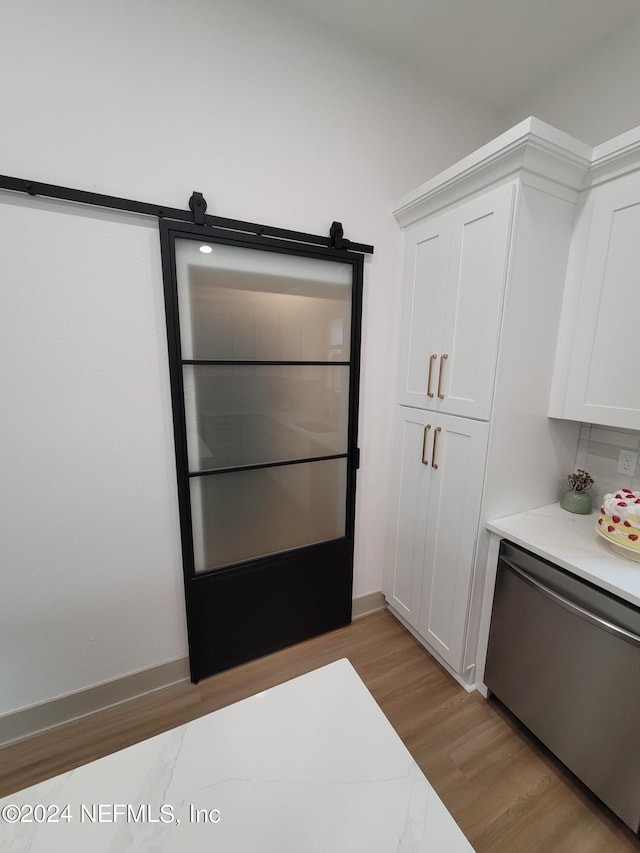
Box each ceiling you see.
[275,0,640,110]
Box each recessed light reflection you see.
[199,245,213,254]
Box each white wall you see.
[0,200,185,715]
[0,0,501,715]
[504,14,640,144]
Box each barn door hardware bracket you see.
[330,221,344,249]
[188,191,208,225]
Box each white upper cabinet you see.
[397,184,514,420]
[550,175,640,430]
[398,214,450,410]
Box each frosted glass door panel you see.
[175,239,352,362]
[190,460,347,571]
[183,364,350,471]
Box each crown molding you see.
[393,117,592,226]
[394,119,640,227]
[586,124,640,188]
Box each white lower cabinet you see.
[385,408,489,672]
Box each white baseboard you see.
[1,592,386,747]
[0,658,190,748]
[352,590,386,619]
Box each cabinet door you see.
[397,215,450,409]
[397,185,513,419]
[385,408,434,628]
[418,414,489,672]
[438,184,514,420]
[562,181,640,429]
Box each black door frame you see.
[159,219,367,682]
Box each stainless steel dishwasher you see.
[484,540,640,833]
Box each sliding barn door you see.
[160,222,363,681]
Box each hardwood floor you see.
[1,610,638,851]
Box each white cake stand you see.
[596,525,640,564]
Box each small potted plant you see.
[560,469,594,514]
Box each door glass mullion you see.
[182,360,351,366]
[187,452,350,479]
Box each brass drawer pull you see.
[437,353,448,399]
[421,424,432,465]
[427,354,437,398]
[432,426,442,469]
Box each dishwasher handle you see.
[500,556,640,648]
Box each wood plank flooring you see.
[1,610,638,851]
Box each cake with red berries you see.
[596,488,640,553]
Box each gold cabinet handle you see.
[427,354,437,398]
[437,353,448,399]
[431,426,442,469]
[421,424,431,465]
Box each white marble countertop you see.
[0,659,474,852]
[487,503,640,607]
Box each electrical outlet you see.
[617,449,638,476]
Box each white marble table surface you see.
[0,659,474,852]
[487,503,640,606]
